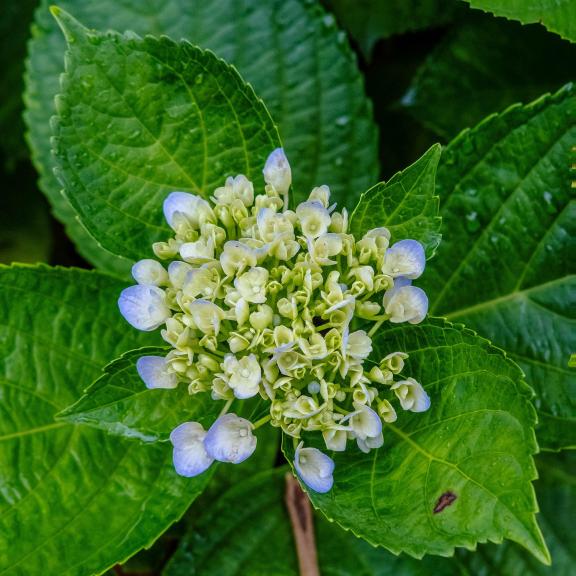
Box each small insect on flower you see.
[118,148,431,491]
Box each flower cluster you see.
[118,149,430,493]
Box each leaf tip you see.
[50,5,88,44]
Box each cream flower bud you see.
[220,241,258,276]
[132,259,168,286]
[201,222,227,246]
[308,185,331,208]
[183,267,218,299]
[152,239,179,260]
[168,261,194,289]
[227,332,251,353]
[382,351,408,373]
[355,300,381,318]
[235,297,250,326]
[365,227,391,242]
[329,208,348,234]
[276,350,306,377]
[355,240,377,266]
[118,285,171,331]
[349,266,374,292]
[294,442,334,493]
[180,237,215,263]
[383,279,428,324]
[257,207,294,242]
[187,299,225,335]
[391,378,430,412]
[163,192,215,231]
[233,175,255,207]
[211,377,234,400]
[348,402,382,441]
[312,233,343,264]
[204,413,257,464]
[368,365,393,385]
[214,175,254,207]
[170,422,214,477]
[136,355,178,389]
[274,325,295,349]
[249,304,274,330]
[234,267,269,304]
[263,148,292,194]
[377,399,397,423]
[284,395,321,418]
[322,428,347,452]
[382,239,425,279]
[356,433,384,454]
[296,201,331,239]
[346,330,373,359]
[224,353,262,399]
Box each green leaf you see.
[326,0,461,57]
[350,143,442,257]
[57,346,220,442]
[58,344,280,487]
[25,0,378,272]
[402,14,576,140]
[50,8,279,262]
[165,455,576,575]
[445,452,576,576]
[0,265,217,574]
[423,84,576,451]
[282,319,549,563]
[463,0,576,43]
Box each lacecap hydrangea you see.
[118,148,430,493]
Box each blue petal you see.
[388,239,426,279]
[170,422,213,477]
[117,285,169,331]
[294,444,335,493]
[413,387,431,412]
[163,191,195,228]
[407,286,429,324]
[136,356,177,389]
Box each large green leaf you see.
[50,8,279,262]
[166,453,574,575]
[58,344,281,494]
[57,346,214,442]
[283,319,549,562]
[0,265,218,574]
[423,84,576,451]
[463,0,576,43]
[25,0,378,272]
[402,14,576,140]
[453,452,576,576]
[350,143,442,257]
[326,0,460,56]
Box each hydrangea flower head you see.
[118,148,431,492]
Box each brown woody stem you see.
[285,473,320,576]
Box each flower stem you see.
[252,414,272,430]
[219,398,233,417]
[368,315,390,337]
